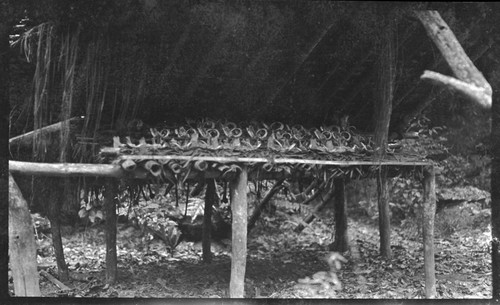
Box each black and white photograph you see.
[3,0,500,300]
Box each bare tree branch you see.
[415,10,492,108]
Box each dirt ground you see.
[9,202,492,299]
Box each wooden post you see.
[373,22,396,259]
[202,179,215,263]
[229,165,248,298]
[8,173,42,296]
[422,166,437,298]
[332,178,348,252]
[104,178,118,284]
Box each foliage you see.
[435,202,490,237]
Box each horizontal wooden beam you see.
[8,160,288,181]
[9,160,127,178]
[9,158,430,180]
[116,154,431,167]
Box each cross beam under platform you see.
[114,154,430,166]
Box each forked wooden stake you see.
[229,165,248,298]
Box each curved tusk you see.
[121,159,137,171]
[144,160,162,177]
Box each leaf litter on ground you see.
[29,201,491,298]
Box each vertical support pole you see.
[229,165,248,298]
[332,177,348,252]
[422,166,436,298]
[377,167,392,258]
[203,179,215,263]
[8,173,41,296]
[104,178,118,284]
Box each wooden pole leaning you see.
[104,178,119,284]
[203,179,216,263]
[229,165,248,298]
[422,165,437,298]
[9,116,84,147]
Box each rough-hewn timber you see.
[8,173,41,296]
[422,166,437,298]
[229,166,248,298]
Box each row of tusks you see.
[122,159,211,175]
[120,159,245,179]
[119,159,368,180]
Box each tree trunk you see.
[422,166,437,298]
[163,22,192,78]
[46,179,69,282]
[229,166,248,298]
[415,10,492,108]
[392,42,491,135]
[8,173,42,296]
[331,178,348,252]
[264,19,337,106]
[202,179,215,263]
[183,29,230,103]
[373,21,396,259]
[104,178,118,284]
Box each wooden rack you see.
[9,154,436,298]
